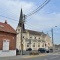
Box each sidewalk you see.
[0,53,53,60]
[0,55,28,60]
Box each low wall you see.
[0,50,16,57]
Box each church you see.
[16,8,52,53]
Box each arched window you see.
[38,43,40,47]
[33,43,35,47]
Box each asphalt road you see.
[0,53,60,60]
[22,53,60,60]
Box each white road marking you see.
[50,56,59,59]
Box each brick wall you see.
[0,31,16,50]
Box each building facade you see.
[0,21,16,57]
[16,9,52,51]
[16,28,52,51]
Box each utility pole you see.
[20,11,26,55]
[51,28,54,52]
[20,22,23,55]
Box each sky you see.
[0,0,60,44]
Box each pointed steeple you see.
[18,8,23,27]
[18,8,25,31]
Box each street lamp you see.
[51,26,57,52]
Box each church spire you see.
[18,8,23,27]
[18,8,25,31]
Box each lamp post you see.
[51,26,57,52]
[51,28,54,52]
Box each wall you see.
[0,31,16,50]
[44,35,52,49]
[16,26,52,51]
[0,50,16,57]
[0,31,16,57]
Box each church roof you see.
[26,29,46,36]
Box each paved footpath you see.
[0,55,27,60]
[0,53,59,60]
[0,53,48,60]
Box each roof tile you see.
[0,22,16,34]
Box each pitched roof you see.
[26,29,45,36]
[0,21,16,34]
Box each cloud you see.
[25,12,60,32]
[0,0,60,31]
[0,0,60,44]
[0,0,60,30]
[0,0,35,28]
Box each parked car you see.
[49,49,53,53]
[26,48,32,51]
[38,48,46,53]
[38,48,50,53]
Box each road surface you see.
[0,53,60,60]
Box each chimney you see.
[5,20,7,24]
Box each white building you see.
[16,9,52,51]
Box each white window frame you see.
[3,40,10,51]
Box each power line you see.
[0,0,51,23]
[26,0,51,17]
[0,14,18,21]
[25,22,40,30]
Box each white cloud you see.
[0,0,35,13]
[0,0,60,44]
[0,0,60,31]
[25,12,60,32]
[0,0,35,28]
